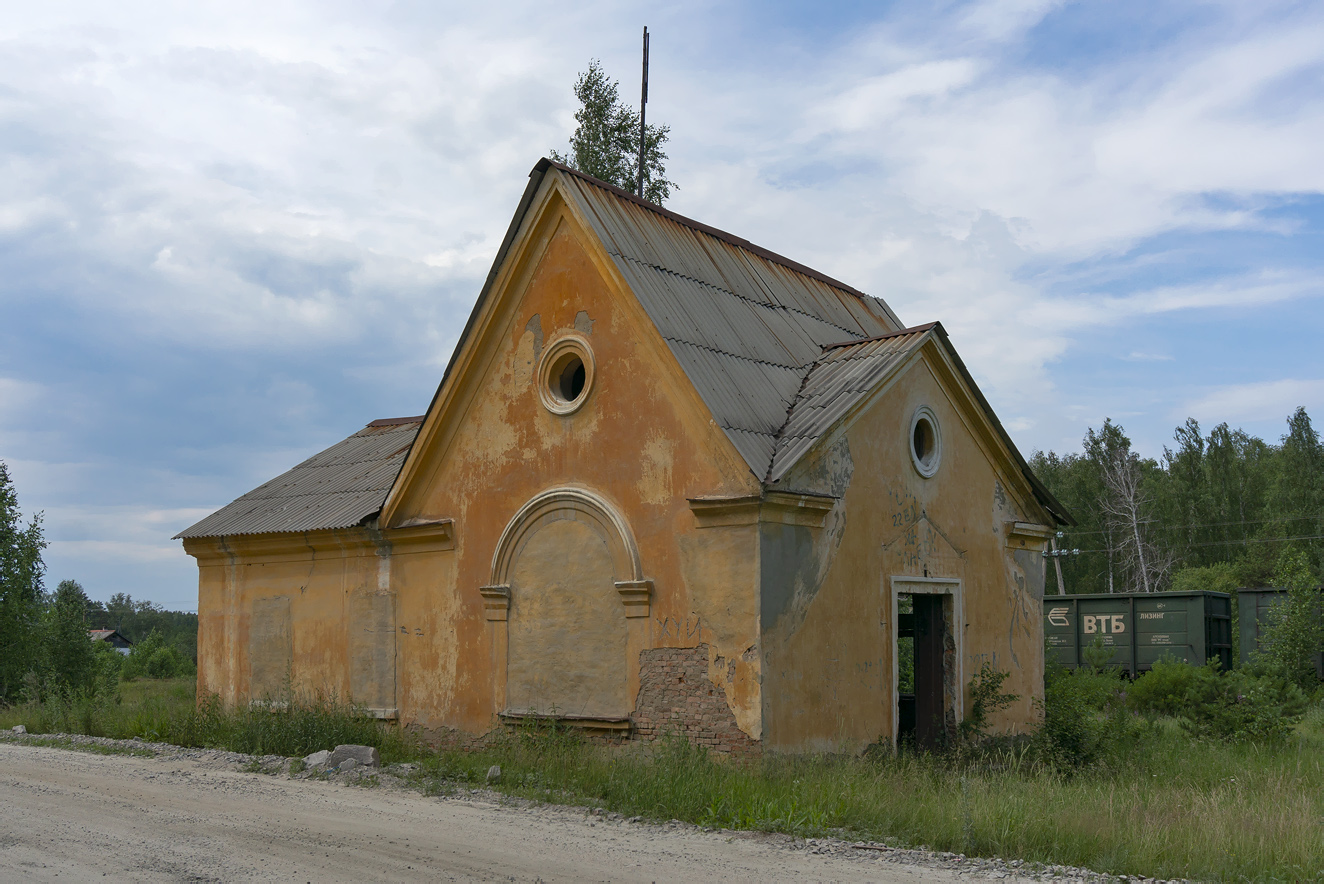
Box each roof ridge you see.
[539,158,876,302]
[366,415,426,427]
[821,322,938,350]
[615,253,868,343]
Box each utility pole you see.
[1045,531,1079,595]
[1051,534,1066,596]
[637,26,649,199]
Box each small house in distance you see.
[177,159,1070,753]
[89,629,133,656]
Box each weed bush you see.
[1035,665,1138,769]
[121,629,195,681]
[958,663,1018,741]
[1126,655,1196,718]
[157,693,390,757]
[1182,661,1310,742]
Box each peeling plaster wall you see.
[188,193,1051,749]
[193,537,381,706]
[761,352,1050,752]
[633,644,760,755]
[190,198,762,733]
[377,200,763,735]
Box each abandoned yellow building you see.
[177,159,1070,753]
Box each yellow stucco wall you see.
[188,188,767,739]
[760,346,1049,753]
[186,178,1051,753]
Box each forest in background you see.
[1,460,196,704]
[1030,406,1324,595]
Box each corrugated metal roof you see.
[182,161,1069,541]
[175,419,422,539]
[768,326,932,482]
[555,164,901,479]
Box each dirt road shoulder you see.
[0,733,1127,882]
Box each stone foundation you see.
[631,644,758,756]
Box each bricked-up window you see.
[538,335,595,415]
[910,405,941,478]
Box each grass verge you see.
[3,682,1322,882]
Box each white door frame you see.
[887,576,963,746]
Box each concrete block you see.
[303,749,331,767]
[339,758,358,773]
[327,744,380,769]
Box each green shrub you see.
[1035,666,1137,769]
[959,663,1018,741]
[1257,548,1324,692]
[121,629,194,681]
[1182,661,1309,743]
[1080,635,1118,671]
[1126,655,1196,718]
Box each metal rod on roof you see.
[638,26,649,199]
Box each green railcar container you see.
[1043,591,1233,675]
[1237,587,1324,678]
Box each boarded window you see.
[249,596,291,700]
[349,590,397,714]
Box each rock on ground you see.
[327,744,379,769]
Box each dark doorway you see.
[897,592,946,749]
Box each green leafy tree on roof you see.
[550,60,677,205]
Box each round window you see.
[909,406,941,477]
[538,335,595,415]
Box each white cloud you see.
[3,1,1323,601]
[1183,379,1324,426]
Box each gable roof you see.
[767,322,1073,525]
[181,159,1068,540]
[89,629,132,647]
[769,324,936,480]
[175,417,423,539]
[550,161,901,473]
[534,164,1067,523]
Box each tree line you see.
[0,460,195,705]
[1031,406,1324,595]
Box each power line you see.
[1069,532,1324,555]
[1059,513,1322,537]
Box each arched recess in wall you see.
[483,487,651,723]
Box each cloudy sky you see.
[3,0,1322,610]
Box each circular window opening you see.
[538,335,595,416]
[554,353,586,403]
[909,406,941,478]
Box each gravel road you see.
[0,735,1122,883]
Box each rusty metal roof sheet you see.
[174,419,422,539]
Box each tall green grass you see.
[0,679,391,758]
[3,684,1322,881]
[411,720,1324,883]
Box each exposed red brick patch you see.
[632,644,759,757]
